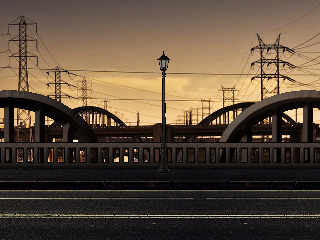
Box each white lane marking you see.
[0,197,318,200]
[1,190,320,192]
[206,198,320,200]
[0,198,193,200]
[0,214,319,219]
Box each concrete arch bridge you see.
[0,90,97,142]
[183,102,300,142]
[220,90,320,143]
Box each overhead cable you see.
[260,2,320,33]
[293,32,320,49]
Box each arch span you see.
[185,102,296,142]
[220,90,318,143]
[73,106,143,142]
[200,102,296,125]
[73,106,126,126]
[199,102,255,125]
[0,90,98,142]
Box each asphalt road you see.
[1,190,320,239]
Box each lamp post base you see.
[157,166,170,173]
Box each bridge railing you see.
[0,142,320,168]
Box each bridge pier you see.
[303,104,313,142]
[272,111,282,143]
[4,104,14,142]
[35,109,45,142]
[241,131,252,162]
[272,111,282,162]
[63,123,76,142]
[241,129,252,143]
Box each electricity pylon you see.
[251,34,295,100]
[46,66,74,102]
[8,15,38,141]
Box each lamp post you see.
[157,51,170,173]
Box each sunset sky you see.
[1,0,320,125]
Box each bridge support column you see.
[63,123,75,142]
[272,111,283,162]
[303,104,313,142]
[241,129,252,143]
[272,111,282,142]
[91,112,94,126]
[241,129,251,162]
[4,104,14,142]
[35,109,45,142]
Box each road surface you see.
[0,189,320,239]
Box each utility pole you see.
[220,86,238,108]
[219,86,238,124]
[46,66,74,102]
[8,15,38,142]
[251,34,295,100]
[103,100,109,111]
[80,77,88,107]
[102,100,111,126]
[200,99,211,121]
[77,78,92,123]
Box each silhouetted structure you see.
[251,34,295,100]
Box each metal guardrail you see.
[1,142,320,168]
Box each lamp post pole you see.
[157,51,170,173]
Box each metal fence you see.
[1,142,320,168]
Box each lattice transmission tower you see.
[251,34,295,100]
[200,99,211,121]
[8,16,38,141]
[220,86,238,108]
[46,66,75,102]
[219,86,238,124]
[78,77,92,122]
[78,77,92,107]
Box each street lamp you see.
[157,51,170,173]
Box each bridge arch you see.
[73,106,126,126]
[0,90,98,142]
[73,106,143,142]
[199,102,296,126]
[220,90,318,143]
[199,102,255,125]
[185,102,296,142]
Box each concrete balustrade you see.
[0,142,319,168]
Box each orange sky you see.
[1,0,320,125]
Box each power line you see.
[233,52,252,88]
[284,20,320,33]
[293,32,320,49]
[104,105,166,121]
[294,41,320,50]
[89,98,199,101]
[5,66,319,76]
[34,31,62,69]
[90,88,185,111]
[0,11,15,16]
[260,2,320,34]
